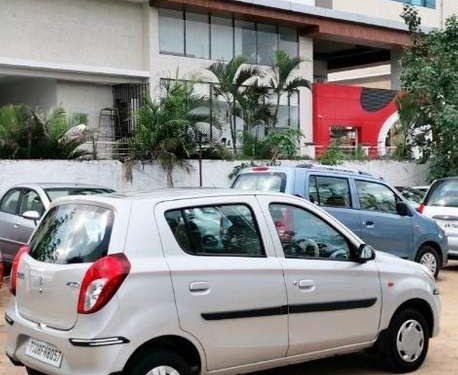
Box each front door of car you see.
[355,180,412,258]
[14,189,45,244]
[0,189,24,264]
[258,196,381,355]
[155,196,288,371]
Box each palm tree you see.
[133,80,209,187]
[207,56,261,155]
[268,50,311,127]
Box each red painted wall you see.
[313,83,398,157]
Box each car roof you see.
[9,182,113,190]
[237,164,383,182]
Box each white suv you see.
[6,189,440,375]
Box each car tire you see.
[377,308,430,373]
[26,368,46,375]
[128,349,191,375]
[416,245,440,278]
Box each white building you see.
[0,0,456,156]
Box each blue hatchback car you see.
[232,164,447,277]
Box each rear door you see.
[307,175,363,237]
[0,188,24,263]
[156,196,288,371]
[16,202,123,330]
[355,180,412,257]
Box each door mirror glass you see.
[22,210,41,222]
[396,201,411,217]
[356,244,376,263]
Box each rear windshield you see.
[425,180,458,208]
[232,172,286,192]
[29,204,114,264]
[45,188,114,201]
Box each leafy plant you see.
[318,143,347,165]
[400,5,458,180]
[132,80,210,187]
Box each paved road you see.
[1,262,457,375]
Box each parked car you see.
[0,248,3,288]
[419,177,458,260]
[232,164,447,277]
[0,183,115,267]
[395,186,426,206]
[6,189,440,375]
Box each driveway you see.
[1,263,457,375]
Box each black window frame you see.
[268,202,358,262]
[308,175,353,209]
[164,203,267,258]
[0,188,24,216]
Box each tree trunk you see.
[227,103,237,155]
[273,90,281,128]
[166,166,174,188]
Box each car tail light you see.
[252,167,269,172]
[417,203,425,214]
[9,245,30,295]
[78,253,130,314]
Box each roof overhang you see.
[151,0,411,48]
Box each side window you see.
[0,189,22,215]
[308,176,352,208]
[269,203,352,261]
[165,204,265,257]
[19,190,45,216]
[356,180,397,214]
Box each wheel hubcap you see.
[396,319,425,363]
[146,366,180,375]
[420,252,437,275]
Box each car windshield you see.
[29,204,114,264]
[232,172,286,192]
[425,180,458,207]
[45,187,114,201]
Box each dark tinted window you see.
[19,190,45,216]
[45,188,114,201]
[232,173,286,192]
[29,204,113,264]
[269,204,351,261]
[356,180,397,214]
[309,176,352,208]
[425,179,458,207]
[165,204,265,257]
[0,189,21,215]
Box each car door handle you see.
[294,280,315,291]
[364,220,375,228]
[189,281,210,293]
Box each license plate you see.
[25,338,63,368]
[436,220,458,235]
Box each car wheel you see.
[416,245,440,278]
[129,349,191,375]
[377,308,429,373]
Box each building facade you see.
[0,0,456,157]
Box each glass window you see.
[269,204,351,260]
[234,20,257,64]
[19,190,45,216]
[211,16,233,61]
[393,0,435,9]
[309,176,352,208]
[29,205,114,264]
[279,26,298,57]
[186,12,209,59]
[425,179,458,208]
[257,23,277,65]
[356,181,398,214]
[232,172,287,192]
[165,204,264,257]
[0,189,21,215]
[159,9,185,55]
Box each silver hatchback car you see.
[6,189,440,375]
[0,183,114,266]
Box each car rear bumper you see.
[5,303,131,375]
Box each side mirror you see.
[355,244,376,263]
[22,210,41,224]
[396,201,411,217]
